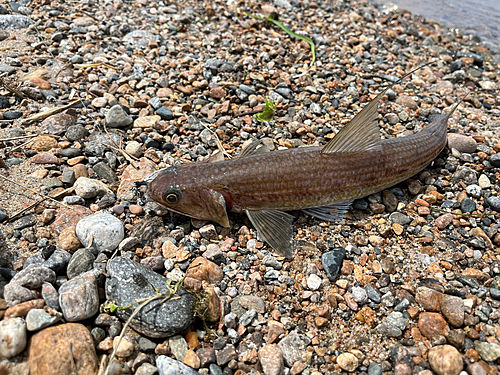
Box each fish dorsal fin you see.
[322,63,434,154]
[239,139,270,158]
[203,151,225,163]
[321,90,386,153]
[303,201,353,221]
[245,209,294,258]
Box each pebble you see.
[435,213,453,229]
[26,308,62,331]
[307,274,322,290]
[169,335,188,361]
[418,312,450,339]
[428,345,463,375]
[58,271,99,321]
[415,286,443,312]
[74,177,113,199]
[156,355,199,375]
[278,332,304,367]
[258,344,284,375]
[125,141,143,158]
[440,295,464,327]
[113,336,135,357]
[321,247,345,281]
[337,352,359,372]
[447,133,477,153]
[66,248,96,279]
[474,341,500,361]
[106,104,133,128]
[106,257,193,338]
[58,226,82,252]
[0,317,26,358]
[185,257,223,284]
[75,212,124,253]
[28,323,97,375]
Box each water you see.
[371,0,500,53]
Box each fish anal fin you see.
[239,139,270,158]
[321,90,386,154]
[303,202,353,221]
[245,209,294,258]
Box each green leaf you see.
[254,97,276,122]
[245,13,316,68]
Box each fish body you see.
[147,84,462,257]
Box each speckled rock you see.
[428,345,463,375]
[58,271,99,321]
[440,295,464,327]
[337,352,359,372]
[76,212,124,253]
[156,355,199,375]
[0,317,26,358]
[74,177,113,199]
[259,344,284,375]
[419,312,450,339]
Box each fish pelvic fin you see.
[245,209,294,258]
[303,202,353,221]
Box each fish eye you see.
[163,189,181,204]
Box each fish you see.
[146,70,464,258]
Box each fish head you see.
[146,166,230,227]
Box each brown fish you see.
[146,75,464,258]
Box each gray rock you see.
[105,257,193,338]
[321,247,345,281]
[487,196,500,212]
[168,335,188,361]
[262,255,282,270]
[475,341,500,361]
[59,271,99,321]
[26,308,62,331]
[41,282,60,311]
[368,362,383,375]
[386,311,408,330]
[156,355,199,375]
[0,14,33,30]
[74,177,112,199]
[375,322,402,337]
[156,107,173,120]
[389,212,411,225]
[76,213,124,253]
[136,363,158,375]
[239,309,257,326]
[23,249,71,274]
[67,248,96,279]
[93,161,117,183]
[278,331,304,367]
[65,125,88,141]
[0,318,26,358]
[3,283,37,306]
[123,30,156,49]
[106,104,132,128]
[365,285,381,303]
[9,264,56,289]
[351,286,368,305]
[0,64,15,74]
[61,167,76,185]
[452,166,477,185]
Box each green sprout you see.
[245,13,316,68]
[254,97,276,122]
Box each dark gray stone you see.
[10,265,56,289]
[61,167,76,185]
[461,198,476,213]
[23,248,71,274]
[67,248,95,279]
[105,257,193,338]
[92,161,117,182]
[65,125,88,141]
[156,107,173,120]
[321,247,346,281]
[389,212,411,225]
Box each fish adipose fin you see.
[245,209,294,258]
[239,139,270,158]
[303,202,353,221]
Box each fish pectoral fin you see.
[303,201,353,221]
[321,90,385,154]
[238,139,270,158]
[245,209,294,258]
[201,189,230,227]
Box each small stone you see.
[183,349,200,369]
[169,335,189,361]
[209,87,226,100]
[66,248,95,279]
[447,133,477,153]
[106,104,133,128]
[307,274,322,290]
[0,317,27,358]
[156,355,199,375]
[58,226,81,252]
[478,174,491,189]
[134,115,160,128]
[41,282,60,311]
[74,177,113,199]
[129,204,144,215]
[199,224,217,240]
[337,352,359,372]
[32,135,58,152]
[157,107,173,120]
[258,344,284,375]
[113,336,135,357]
[475,341,500,361]
[29,323,98,375]
[26,308,62,331]
[58,271,99,321]
[76,212,125,253]
[9,264,56,289]
[186,257,223,284]
[428,345,463,375]
[486,196,500,212]
[395,95,418,110]
[3,284,37,307]
[461,198,476,213]
[440,295,464,327]
[239,295,266,313]
[136,363,158,375]
[93,161,117,183]
[278,332,304,367]
[418,312,450,339]
[435,213,453,230]
[125,141,143,158]
[321,247,345,281]
[415,286,443,312]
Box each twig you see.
[22,99,83,125]
[202,124,232,159]
[103,122,139,164]
[10,139,34,152]
[0,175,72,217]
[0,79,25,99]
[0,134,38,142]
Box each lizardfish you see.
[146,74,463,258]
